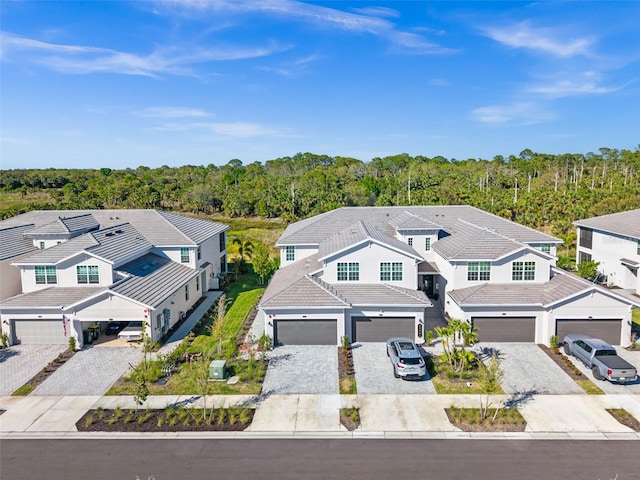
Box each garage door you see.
[473,317,536,342]
[274,319,337,345]
[352,317,415,342]
[556,319,622,345]
[12,319,67,345]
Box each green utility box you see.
[209,360,226,380]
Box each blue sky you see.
[1,1,639,170]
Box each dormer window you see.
[285,246,295,262]
[39,241,45,250]
[180,248,190,263]
[35,266,57,284]
[425,238,431,251]
[408,238,413,247]
[541,244,551,254]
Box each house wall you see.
[577,228,640,291]
[1,257,28,301]
[279,245,317,268]
[396,230,439,260]
[20,255,114,293]
[30,237,68,250]
[322,242,418,289]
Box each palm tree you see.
[232,237,253,261]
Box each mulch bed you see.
[340,410,360,431]
[607,409,640,432]
[338,347,356,394]
[16,349,76,393]
[445,408,527,432]
[76,408,254,432]
[538,344,585,380]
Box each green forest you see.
[2,147,639,263]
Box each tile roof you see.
[0,209,228,246]
[387,211,443,231]
[277,206,558,246]
[574,208,640,240]
[261,254,323,304]
[0,286,106,309]
[0,224,38,261]
[260,276,349,308]
[432,219,524,261]
[318,221,420,260]
[112,253,199,308]
[418,261,440,273]
[334,283,431,306]
[22,213,99,236]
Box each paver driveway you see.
[32,345,143,396]
[474,343,584,395]
[352,343,436,394]
[0,345,66,395]
[565,348,640,395]
[262,345,338,395]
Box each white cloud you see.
[0,33,287,77]
[198,122,279,138]
[472,102,554,125]
[136,107,209,118]
[527,79,623,97]
[481,21,594,57]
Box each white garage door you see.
[13,319,68,345]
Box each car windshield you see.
[127,321,143,328]
[400,357,422,365]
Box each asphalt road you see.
[2,438,639,480]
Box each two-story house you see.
[0,210,228,347]
[574,208,640,295]
[260,206,639,346]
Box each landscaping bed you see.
[446,407,527,432]
[538,344,604,395]
[428,357,504,395]
[77,406,254,432]
[340,407,360,431]
[338,346,356,394]
[12,349,76,396]
[607,409,640,432]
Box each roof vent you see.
[105,232,114,237]
[115,229,124,234]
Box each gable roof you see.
[318,220,420,261]
[0,224,38,261]
[277,206,559,247]
[22,213,99,237]
[13,223,152,266]
[574,208,640,241]
[388,211,443,231]
[0,286,106,309]
[433,219,524,261]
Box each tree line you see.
[2,148,639,251]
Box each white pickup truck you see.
[117,321,145,342]
[562,333,637,383]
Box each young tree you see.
[478,353,504,421]
[252,242,276,285]
[577,260,600,281]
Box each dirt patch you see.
[607,409,640,432]
[76,408,254,432]
[338,347,356,394]
[445,408,527,432]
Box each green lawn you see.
[632,308,640,327]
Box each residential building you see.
[574,208,640,295]
[260,206,639,346]
[0,210,228,347]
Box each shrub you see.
[0,332,8,348]
[549,335,559,350]
[68,336,76,351]
[84,415,94,427]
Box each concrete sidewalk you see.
[1,393,639,439]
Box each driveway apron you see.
[352,343,436,394]
[32,345,143,396]
[262,345,338,395]
[475,343,584,395]
[0,345,66,395]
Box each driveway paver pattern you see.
[475,343,584,395]
[0,344,66,395]
[32,345,143,396]
[352,342,436,394]
[262,345,338,395]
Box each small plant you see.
[1,332,9,348]
[95,406,105,420]
[341,335,350,350]
[68,336,76,352]
[549,335,559,350]
[216,408,227,425]
[257,333,272,351]
[239,407,251,424]
[84,415,94,427]
[108,417,117,425]
[123,413,133,424]
[114,406,123,420]
[157,417,164,428]
[228,407,238,425]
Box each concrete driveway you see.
[475,343,584,395]
[31,345,143,396]
[564,348,640,395]
[352,343,435,394]
[0,345,66,395]
[262,345,338,395]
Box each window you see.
[39,241,45,250]
[425,238,431,251]
[196,275,200,292]
[180,248,190,263]
[541,244,551,254]
[219,232,226,252]
[579,251,592,263]
[185,284,189,301]
[337,262,359,281]
[512,261,535,281]
[156,314,162,331]
[637,241,640,255]
[77,265,99,284]
[467,262,490,281]
[380,262,403,281]
[285,246,295,262]
[408,238,413,247]
[35,266,57,284]
[197,246,201,260]
[579,228,593,249]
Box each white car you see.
[117,321,144,342]
[386,337,427,380]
